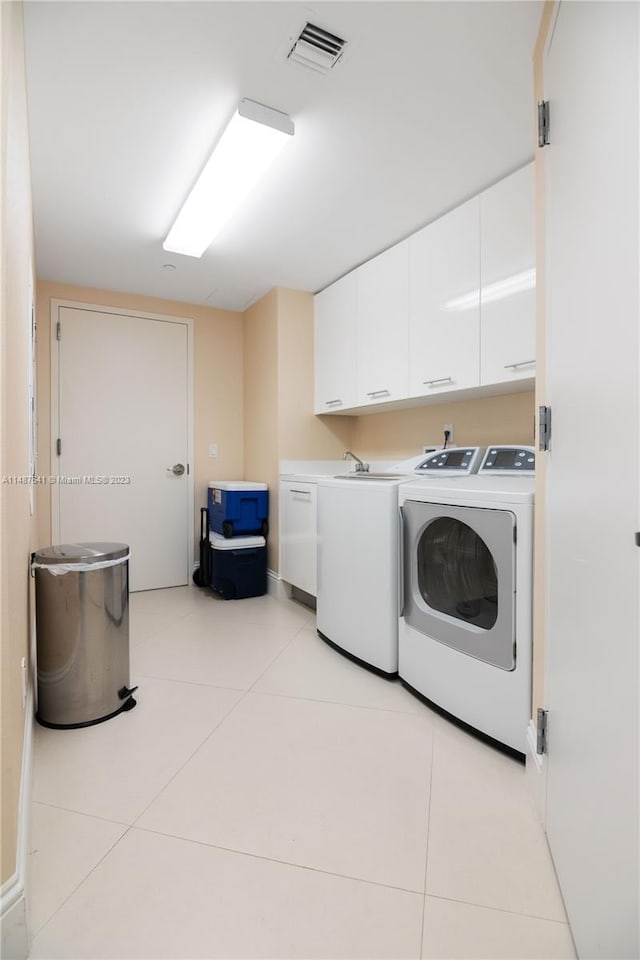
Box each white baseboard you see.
[525,717,547,825]
[1,685,34,960]
[0,897,28,960]
[267,569,290,601]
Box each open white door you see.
[52,304,193,592]
[544,3,639,956]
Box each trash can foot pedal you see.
[118,685,138,700]
[36,695,138,729]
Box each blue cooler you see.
[208,481,269,538]
[209,533,267,600]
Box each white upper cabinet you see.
[314,271,357,414]
[356,240,409,406]
[480,163,536,385]
[408,197,480,397]
[312,164,535,416]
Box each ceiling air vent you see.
[287,22,347,75]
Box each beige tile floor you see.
[28,586,576,959]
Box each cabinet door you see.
[279,482,317,596]
[314,272,357,414]
[409,198,480,397]
[356,241,409,406]
[480,163,535,385]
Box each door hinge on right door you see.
[538,405,552,451]
[538,100,550,147]
[536,708,548,755]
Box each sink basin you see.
[334,472,404,480]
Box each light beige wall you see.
[532,0,556,717]
[243,289,279,570]
[352,390,535,459]
[35,281,244,559]
[243,287,353,573]
[276,288,352,460]
[1,0,36,885]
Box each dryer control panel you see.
[480,446,535,474]
[414,447,485,474]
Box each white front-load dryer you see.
[399,446,535,755]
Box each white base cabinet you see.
[279,480,317,597]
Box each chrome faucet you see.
[343,450,369,473]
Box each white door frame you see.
[49,299,195,584]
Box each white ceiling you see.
[23,1,542,312]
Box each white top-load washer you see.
[316,447,486,676]
[399,445,535,755]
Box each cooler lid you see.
[208,481,268,491]
[209,533,266,550]
[33,542,129,565]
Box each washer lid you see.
[33,542,129,565]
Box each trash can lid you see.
[33,542,129,565]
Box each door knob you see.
[168,463,185,476]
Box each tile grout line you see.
[247,683,435,719]
[31,799,130,828]
[127,691,252,830]
[419,715,436,958]
[32,598,316,943]
[245,620,308,693]
[131,822,426,898]
[249,621,440,720]
[421,890,574,927]
[30,820,131,941]
[127,609,310,829]
[129,670,247,693]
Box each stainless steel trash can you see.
[33,542,137,728]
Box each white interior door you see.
[544,3,639,956]
[52,305,192,592]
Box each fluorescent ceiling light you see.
[163,98,294,258]
[443,268,536,312]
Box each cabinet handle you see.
[422,376,452,387]
[504,359,535,370]
[324,399,343,406]
[365,389,391,398]
[290,489,312,496]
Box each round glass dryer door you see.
[403,500,516,670]
[417,518,498,630]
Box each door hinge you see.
[56,321,61,341]
[56,438,62,456]
[538,405,552,451]
[636,532,640,547]
[536,707,548,755]
[538,100,550,147]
